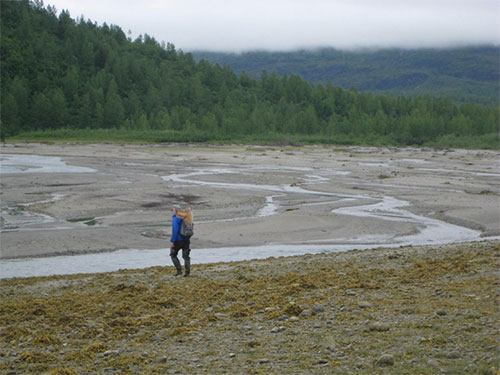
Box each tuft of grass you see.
[67,217,94,223]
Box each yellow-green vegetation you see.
[1,241,499,374]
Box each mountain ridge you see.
[193,46,500,104]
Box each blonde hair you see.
[175,207,193,225]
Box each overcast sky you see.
[47,0,499,52]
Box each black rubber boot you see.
[184,258,190,277]
[171,256,182,276]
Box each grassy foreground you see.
[1,241,499,374]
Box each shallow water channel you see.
[0,153,486,279]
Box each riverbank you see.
[2,143,499,260]
[1,240,498,374]
[7,129,500,150]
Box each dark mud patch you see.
[141,202,164,208]
[159,193,201,205]
[141,229,169,239]
[141,194,201,209]
[44,183,93,187]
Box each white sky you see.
[47,0,500,52]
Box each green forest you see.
[194,47,500,105]
[1,1,499,148]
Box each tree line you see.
[1,1,499,147]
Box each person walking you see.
[170,204,193,277]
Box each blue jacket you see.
[170,214,184,243]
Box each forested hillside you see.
[194,47,500,104]
[1,1,498,148]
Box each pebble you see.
[312,304,325,314]
[358,301,372,309]
[427,359,440,367]
[242,326,252,333]
[464,364,476,373]
[355,361,365,368]
[229,353,236,358]
[376,354,395,366]
[214,313,227,318]
[436,310,448,316]
[445,351,460,359]
[299,309,313,317]
[289,316,299,322]
[271,326,286,333]
[368,322,391,332]
[103,350,120,357]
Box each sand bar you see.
[1,143,499,266]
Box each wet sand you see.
[1,142,499,260]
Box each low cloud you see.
[49,0,499,51]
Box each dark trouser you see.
[170,239,191,275]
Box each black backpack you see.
[180,220,193,238]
